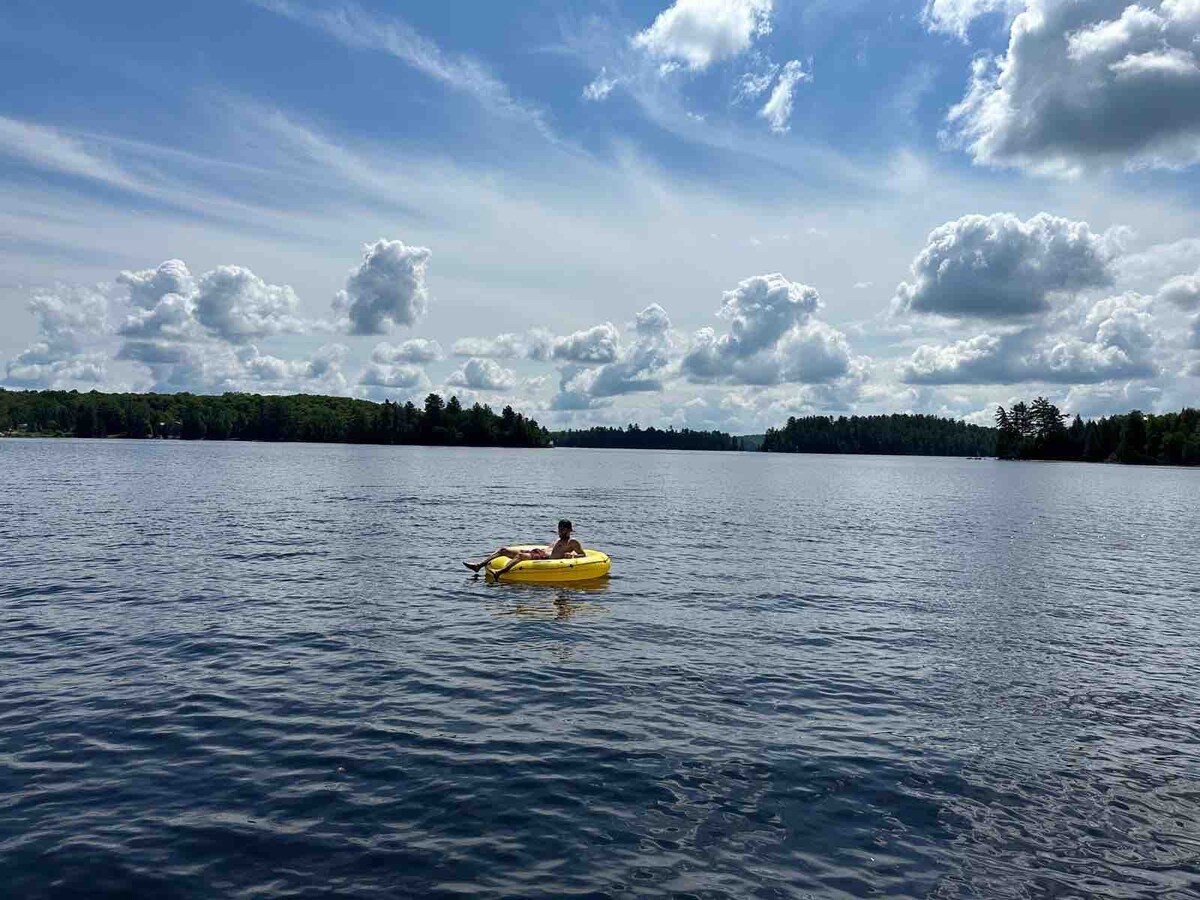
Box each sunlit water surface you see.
[2,439,1199,898]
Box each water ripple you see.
[1,441,1198,898]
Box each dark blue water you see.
[2,439,1199,898]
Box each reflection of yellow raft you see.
[486,545,611,583]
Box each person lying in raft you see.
[464,519,584,580]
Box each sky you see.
[2,0,1199,432]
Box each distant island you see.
[761,413,996,457]
[996,398,1199,466]
[553,425,745,451]
[0,389,549,448]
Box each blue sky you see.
[2,0,1199,430]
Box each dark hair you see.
[558,519,573,531]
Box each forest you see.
[553,424,744,451]
[760,413,997,457]
[0,389,550,448]
[996,399,1200,465]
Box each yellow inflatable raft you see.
[486,546,611,583]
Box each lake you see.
[2,439,1198,898]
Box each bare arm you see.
[566,539,585,558]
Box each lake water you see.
[2,439,1199,899]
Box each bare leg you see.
[465,547,516,572]
[494,551,530,580]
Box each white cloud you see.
[253,0,548,133]
[947,0,1200,173]
[333,239,431,335]
[3,284,111,389]
[633,0,773,71]
[583,68,618,101]
[118,259,195,310]
[1157,273,1200,310]
[922,0,1023,38]
[4,348,106,389]
[681,273,861,386]
[452,333,523,358]
[693,272,821,360]
[242,343,350,394]
[759,60,810,134]
[119,293,197,341]
[737,59,779,99]
[371,338,443,364]
[552,322,621,364]
[26,285,110,351]
[447,357,517,390]
[893,212,1118,319]
[547,304,678,408]
[358,361,430,390]
[585,304,675,397]
[902,292,1159,384]
[0,116,140,192]
[195,265,303,343]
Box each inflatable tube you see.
[486,545,611,583]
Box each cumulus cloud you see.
[633,0,772,71]
[682,273,819,378]
[893,213,1117,319]
[452,328,556,360]
[552,323,621,364]
[103,256,370,395]
[525,327,554,362]
[759,60,810,134]
[946,0,1200,173]
[334,239,431,335]
[547,305,679,409]
[4,349,106,388]
[118,293,197,341]
[28,285,109,350]
[358,361,430,390]
[371,338,443,364]
[117,259,195,309]
[194,265,303,342]
[1157,273,1200,310]
[447,357,517,391]
[902,292,1158,384]
[681,274,861,386]
[119,339,350,396]
[587,304,675,397]
[3,285,110,389]
[240,344,349,394]
[452,333,522,358]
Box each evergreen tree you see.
[1117,410,1147,464]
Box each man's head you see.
[558,519,573,539]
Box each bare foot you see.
[463,561,484,572]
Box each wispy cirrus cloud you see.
[0,116,139,191]
[251,0,551,135]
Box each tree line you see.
[996,398,1200,465]
[553,424,744,451]
[760,413,997,457]
[0,389,550,448]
